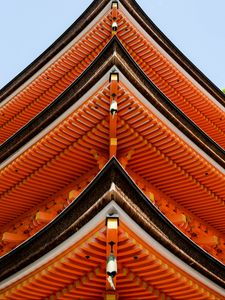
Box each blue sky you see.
[0,0,224,89]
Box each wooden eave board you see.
[0,159,224,297]
[1,0,225,148]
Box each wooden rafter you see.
[1,81,225,263]
[0,219,222,299]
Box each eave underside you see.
[0,47,225,263]
[1,1,225,148]
[0,161,224,299]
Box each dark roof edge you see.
[1,38,224,168]
[121,0,225,107]
[0,158,224,287]
[0,37,116,162]
[114,39,225,167]
[2,0,225,108]
[0,0,110,101]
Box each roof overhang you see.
[1,38,224,167]
[1,0,225,149]
[0,158,224,297]
[0,0,111,102]
[1,0,225,108]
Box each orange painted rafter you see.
[91,149,108,169]
[45,267,105,300]
[0,222,221,300]
[0,13,112,143]
[117,10,225,148]
[118,149,135,169]
[1,6,225,151]
[1,232,26,244]
[118,223,221,299]
[0,84,111,227]
[0,167,99,257]
[118,116,223,209]
[117,267,167,299]
[115,83,225,230]
[0,223,106,297]
[1,82,225,263]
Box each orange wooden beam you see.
[125,167,225,262]
[198,234,218,247]
[91,149,108,169]
[1,221,221,299]
[109,72,119,158]
[35,211,56,224]
[67,189,80,204]
[2,232,27,243]
[167,212,187,227]
[118,149,135,169]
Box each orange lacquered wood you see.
[1,81,225,264]
[1,232,27,243]
[116,11,225,148]
[0,13,112,143]
[1,7,225,151]
[0,222,221,299]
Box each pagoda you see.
[0,1,225,299]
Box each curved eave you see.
[1,37,224,168]
[1,38,225,256]
[1,0,225,148]
[0,158,224,288]
[0,0,110,101]
[1,0,225,108]
[120,0,225,107]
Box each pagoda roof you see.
[1,0,225,106]
[0,158,224,298]
[1,0,225,147]
[1,38,224,166]
[0,2,225,296]
[1,37,225,261]
[0,0,109,101]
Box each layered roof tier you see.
[0,160,224,298]
[0,1,225,299]
[1,0,225,147]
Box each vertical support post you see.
[109,72,119,158]
[106,215,119,294]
